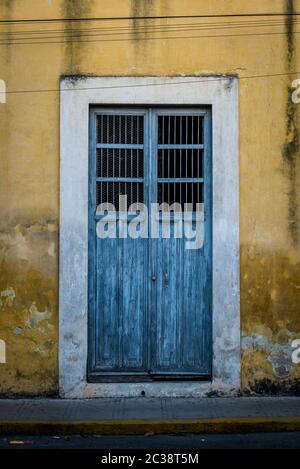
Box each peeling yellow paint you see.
[0,222,57,394]
[1,287,16,307]
[27,302,51,328]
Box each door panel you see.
[89,110,149,376]
[150,111,212,376]
[94,232,148,371]
[152,234,211,374]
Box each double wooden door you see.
[88,108,212,381]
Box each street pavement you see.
[1,432,300,449]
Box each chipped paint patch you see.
[242,334,268,350]
[292,340,300,363]
[0,223,58,277]
[32,347,46,354]
[0,79,6,103]
[267,340,296,377]
[0,340,6,363]
[27,302,51,328]
[1,287,16,307]
[242,330,300,393]
[241,243,300,394]
[47,241,55,257]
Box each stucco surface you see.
[0,0,299,395]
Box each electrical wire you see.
[1,18,300,43]
[1,17,299,37]
[3,71,300,96]
[1,28,300,46]
[1,18,299,38]
[1,12,300,24]
[1,14,299,46]
[1,14,298,96]
[1,15,299,45]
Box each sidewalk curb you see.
[1,417,300,435]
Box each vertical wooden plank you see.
[149,107,158,373]
[96,236,119,367]
[119,233,147,369]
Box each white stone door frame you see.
[59,76,240,398]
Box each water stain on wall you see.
[131,0,165,58]
[282,0,300,246]
[61,0,94,74]
[131,1,154,33]
[3,0,15,62]
[241,0,300,397]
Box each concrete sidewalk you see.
[0,397,300,435]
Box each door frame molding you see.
[59,76,240,398]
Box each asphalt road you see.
[1,432,300,449]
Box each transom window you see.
[94,110,205,212]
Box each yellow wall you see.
[0,0,299,395]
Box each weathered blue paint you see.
[88,108,212,382]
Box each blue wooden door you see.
[88,108,212,381]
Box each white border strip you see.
[59,76,240,398]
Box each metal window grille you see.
[157,114,204,211]
[96,114,144,211]
[95,112,204,212]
